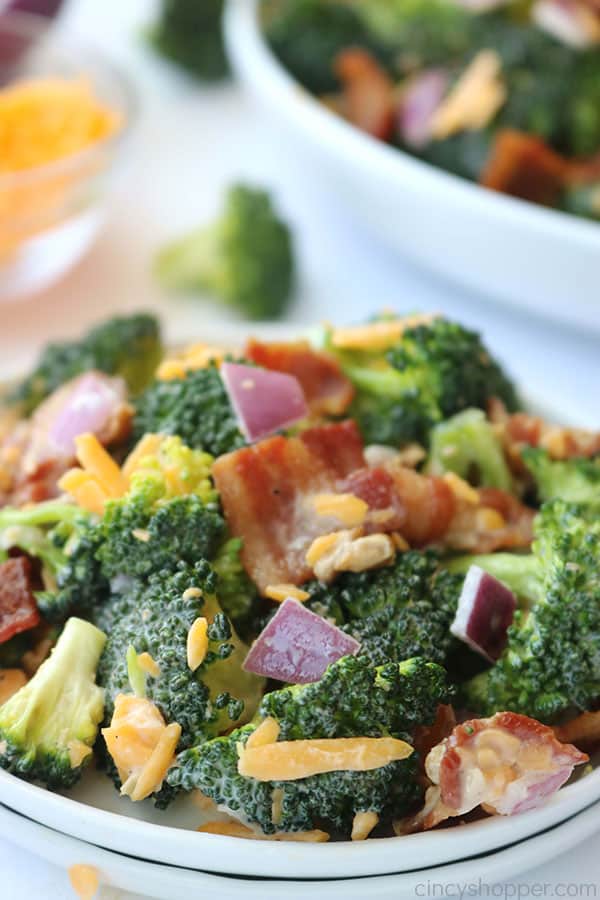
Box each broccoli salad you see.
[0,310,597,842]
[264,0,600,220]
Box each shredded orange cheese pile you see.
[0,77,119,174]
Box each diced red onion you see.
[48,372,125,456]
[221,362,308,444]
[450,565,516,662]
[243,597,360,684]
[398,69,449,149]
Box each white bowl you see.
[1,799,600,899]
[224,0,600,333]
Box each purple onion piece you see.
[221,362,308,444]
[450,566,517,662]
[243,597,360,684]
[397,69,449,149]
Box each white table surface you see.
[1,0,599,896]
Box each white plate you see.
[224,0,600,333]
[0,321,598,880]
[1,799,600,899]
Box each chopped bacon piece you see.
[481,130,568,206]
[408,712,589,831]
[0,557,41,644]
[490,399,600,464]
[212,422,365,590]
[334,49,395,141]
[245,339,354,418]
[437,712,587,817]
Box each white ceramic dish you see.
[0,321,598,881]
[1,799,600,899]
[224,0,600,333]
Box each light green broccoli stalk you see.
[0,618,106,789]
[155,184,295,321]
[522,448,600,503]
[426,408,513,491]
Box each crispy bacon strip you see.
[212,422,365,591]
[215,425,533,590]
[334,49,395,141]
[480,130,568,206]
[0,557,41,644]
[490,398,600,463]
[245,339,354,418]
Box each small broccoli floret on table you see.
[452,500,600,722]
[522,448,600,503]
[155,185,295,321]
[0,617,106,789]
[10,314,162,414]
[133,365,246,457]
[306,550,463,668]
[426,408,513,491]
[324,317,518,448]
[96,561,264,795]
[169,655,449,836]
[149,0,229,81]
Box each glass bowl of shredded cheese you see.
[0,10,136,301]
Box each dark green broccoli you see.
[325,317,518,448]
[96,560,264,805]
[148,0,229,81]
[132,364,246,456]
[0,617,106,789]
[155,185,295,321]
[266,0,391,95]
[212,536,258,631]
[10,314,162,415]
[306,550,462,667]
[426,408,513,491]
[0,501,107,624]
[168,656,449,835]
[522,448,600,503]
[450,500,600,723]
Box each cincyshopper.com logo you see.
[414,880,598,899]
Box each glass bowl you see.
[0,10,136,301]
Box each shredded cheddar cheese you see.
[313,492,368,528]
[331,314,438,351]
[443,472,481,506]
[121,434,165,480]
[157,343,226,381]
[137,652,161,678]
[187,616,209,671]
[75,433,128,498]
[68,863,100,900]
[246,717,281,749]
[197,820,330,842]
[127,722,181,802]
[351,811,379,841]
[237,736,413,782]
[264,584,310,603]
[431,50,506,140]
[477,507,506,531]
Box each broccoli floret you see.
[0,501,107,624]
[96,561,264,804]
[169,656,449,835]
[155,185,295,321]
[306,550,462,668]
[522,448,600,504]
[454,500,600,722]
[133,364,246,457]
[326,317,518,448]
[266,0,390,95]
[212,536,258,630]
[10,314,162,414]
[426,408,513,491]
[149,0,229,81]
[0,618,106,789]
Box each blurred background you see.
[0,0,599,413]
